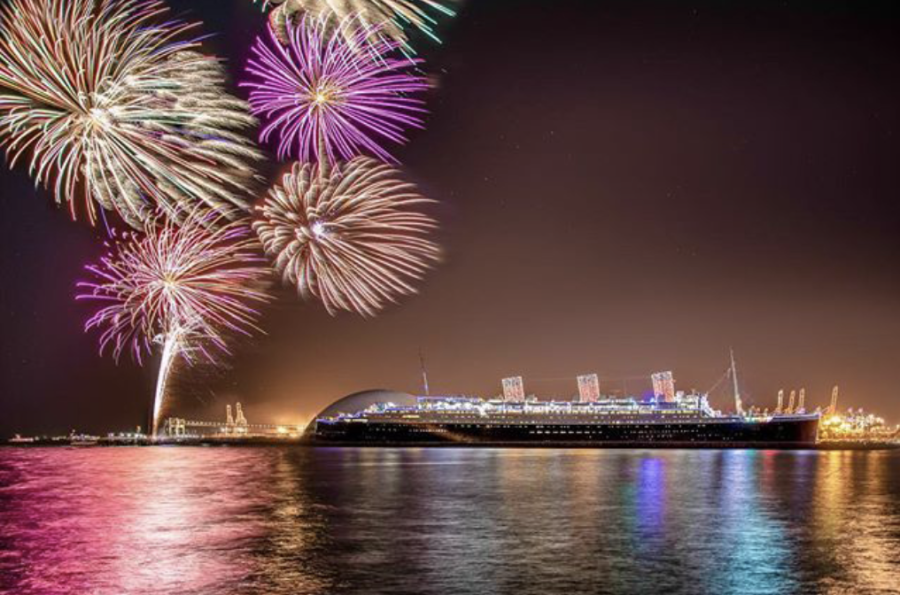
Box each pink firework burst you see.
[77,216,271,366]
[241,16,429,164]
[77,215,271,435]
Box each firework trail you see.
[254,157,440,317]
[242,16,428,165]
[0,0,262,228]
[77,216,271,435]
[256,0,456,49]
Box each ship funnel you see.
[651,371,676,403]
[797,388,805,413]
[577,374,600,403]
[776,389,784,414]
[502,377,525,402]
[226,404,234,426]
[787,390,796,414]
[829,385,839,416]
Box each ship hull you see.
[313,417,820,448]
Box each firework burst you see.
[77,216,270,434]
[257,0,456,49]
[242,16,429,164]
[254,157,440,316]
[0,0,262,228]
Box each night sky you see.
[1,0,898,435]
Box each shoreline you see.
[3,438,898,451]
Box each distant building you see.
[502,376,525,402]
[651,371,676,402]
[577,374,600,403]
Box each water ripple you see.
[0,448,898,595]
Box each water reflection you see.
[1,447,898,595]
[813,451,900,594]
[246,450,336,594]
[711,450,796,594]
[0,449,275,594]
[634,455,667,541]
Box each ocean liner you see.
[312,354,820,448]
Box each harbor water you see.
[1,447,898,595]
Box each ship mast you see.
[730,348,744,416]
[419,348,430,397]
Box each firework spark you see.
[257,0,456,48]
[242,16,429,164]
[0,0,262,228]
[77,216,270,434]
[254,157,440,316]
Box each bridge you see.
[163,402,305,437]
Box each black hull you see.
[313,418,820,449]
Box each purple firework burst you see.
[242,16,429,164]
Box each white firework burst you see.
[254,157,441,316]
[259,0,456,48]
[0,0,262,228]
